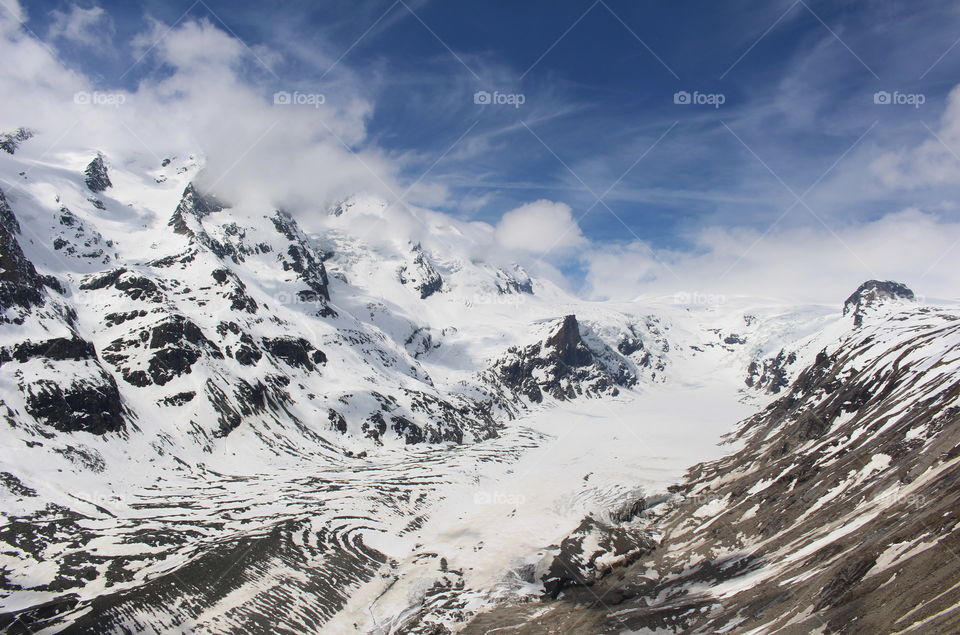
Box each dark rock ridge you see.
[0,189,51,319]
[397,244,443,299]
[169,183,225,234]
[83,153,112,192]
[0,127,34,154]
[270,210,331,305]
[486,315,635,404]
[843,279,915,327]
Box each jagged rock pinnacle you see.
[84,153,112,192]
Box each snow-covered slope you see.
[1,129,957,633]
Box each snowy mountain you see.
[0,131,958,633]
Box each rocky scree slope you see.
[462,295,960,634]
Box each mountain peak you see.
[84,152,112,192]
[843,279,915,326]
[169,182,225,235]
[0,127,34,155]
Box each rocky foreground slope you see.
[459,294,960,634]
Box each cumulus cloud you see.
[583,208,960,305]
[495,199,587,255]
[0,4,405,221]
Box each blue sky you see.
[10,0,960,300]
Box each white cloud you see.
[47,4,114,50]
[870,85,960,189]
[0,10,405,219]
[495,199,587,255]
[583,208,960,305]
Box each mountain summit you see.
[843,279,916,326]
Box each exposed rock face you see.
[745,348,797,393]
[168,182,225,236]
[540,515,656,599]
[270,210,331,305]
[493,265,533,295]
[53,207,115,264]
[486,315,635,403]
[261,336,326,371]
[464,307,960,634]
[0,127,34,154]
[843,279,915,327]
[0,189,49,319]
[22,368,127,435]
[397,244,443,299]
[102,315,223,387]
[0,335,127,434]
[84,153,112,192]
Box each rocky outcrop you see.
[540,516,656,599]
[52,207,115,264]
[397,244,443,299]
[0,189,49,319]
[745,348,797,393]
[493,265,534,295]
[23,369,126,435]
[169,183,224,235]
[84,153,112,192]
[261,336,326,371]
[486,315,635,404]
[102,315,222,386]
[843,279,915,327]
[0,127,33,154]
[270,210,331,305]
